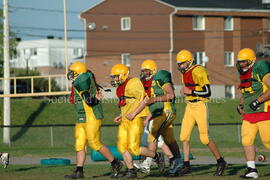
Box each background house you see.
[10,38,85,90]
[12,38,85,74]
[80,0,270,98]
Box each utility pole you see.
[3,0,11,145]
[63,0,69,91]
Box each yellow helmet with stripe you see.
[110,64,129,87]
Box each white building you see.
[12,38,85,75]
[10,38,85,91]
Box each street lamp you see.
[24,52,31,76]
[23,52,31,93]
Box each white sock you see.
[247,161,256,169]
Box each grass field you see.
[0,98,270,179]
[0,97,242,125]
[0,98,269,157]
[0,164,270,180]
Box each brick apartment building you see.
[80,0,270,98]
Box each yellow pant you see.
[180,101,210,145]
[242,120,270,150]
[148,112,176,145]
[74,110,103,152]
[117,117,143,156]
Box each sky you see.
[1,0,102,40]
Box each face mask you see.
[110,75,121,87]
[140,69,152,81]
[236,60,251,75]
[177,63,189,73]
[67,70,76,81]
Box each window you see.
[194,52,206,66]
[23,49,28,55]
[73,48,83,57]
[224,16,234,31]
[31,48,37,56]
[121,17,131,31]
[79,48,84,56]
[58,62,64,69]
[192,16,205,30]
[224,52,234,67]
[121,53,130,67]
[23,49,31,59]
[225,85,235,99]
[74,48,79,56]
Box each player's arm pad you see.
[191,84,211,97]
[81,91,99,106]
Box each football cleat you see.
[65,170,84,179]
[120,168,137,179]
[133,158,152,174]
[111,160,123,178]
[0,153,9,168]
[240,167,258,179]
[177,166,192,176]
[169,158,183,175]
[214,160,227,176]
[153,152,165,173]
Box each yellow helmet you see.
[110,64,129,87]
[141,59,157,73]
[176,50,193,64]
[176,50,194,73]
[237,48,256,62]
[67,62,87,80]
[140,59,157,80]
[236,48,256,74]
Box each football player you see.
[133,65,174,173]
[176,50,227,176]
[111,64,165,178]
[236,48,270,179]
[65,62,122,179]
[127,59,183,176]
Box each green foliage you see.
[9,68,61,92]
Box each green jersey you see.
[240,60,270,114]
[73,71,104,123]
[149,70,176,118]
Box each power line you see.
[9,5,170,16]
[11,26,82,32]
[9,5,79,14]
[10,25,268,34]
[14,31,262,41]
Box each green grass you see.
[0,164,270,180]
[0,98,267,157]
[0,97,242,125]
